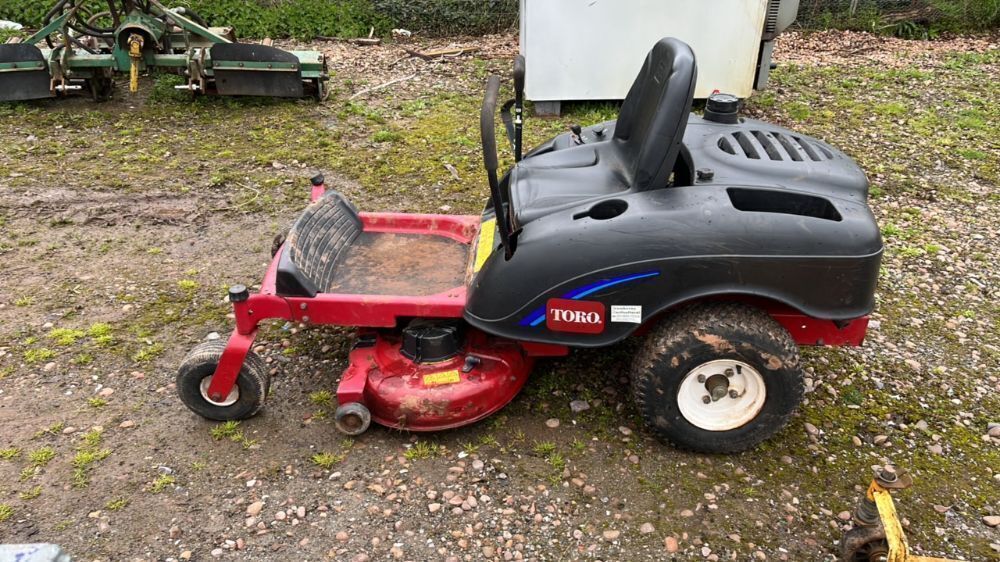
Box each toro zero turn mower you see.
[177,38,882,453]
[0,0,327,102]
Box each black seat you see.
[509,37,697,226]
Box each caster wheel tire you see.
[840,526,889,562]
[631,303,803,453]
[334,402,371,436]
[177,340,269,421]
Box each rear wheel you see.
[630,303,803,453]
[177,340,269,421]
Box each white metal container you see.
[519,0,789,113]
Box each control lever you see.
[570,124,583,145]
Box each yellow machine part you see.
[869,481,960,562]
[473,218,496,273]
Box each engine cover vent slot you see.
[718,131,836,163]
[751,130,782,160]
[730,131,760,159]
[727,188,842,222]
[717,137,736,155]
[772,132,804,161]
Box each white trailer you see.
[519,0,799,114]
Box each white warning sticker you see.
[610,305,642,324]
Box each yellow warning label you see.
[423,370,461,387]
[473,218,496,273]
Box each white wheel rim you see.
[200,376,240,407]
[676,359,766,431]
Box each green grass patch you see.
[132,342,164,363]
[33,422,64,438]
[0,504,12,523]
[372,130,403,143]
[149,474,176,494]
[24,348,56,364]
[404,440,444,461]
[48,328,86,346]
[71,353,94,365]
[19,485,42,500]
[310,451,345,469]
[309,390,333,407]
[211,420,243,441]
[105,497,129,511]
[28,447,56,467]
[0,447,20,460]
[72,429,111,487]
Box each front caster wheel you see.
[177,340,270,421]
[334,402,371,436]
[840,526,889,562]
[631,303,804,453]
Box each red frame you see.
[205,211,481,402]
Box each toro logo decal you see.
[546,298,605,334]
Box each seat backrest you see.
[614,38,697,191]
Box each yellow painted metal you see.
[868,479,963,562]
[422,370,461,387]
[474,218,496,273]
[872,483,909,562]
[128,34,144,93]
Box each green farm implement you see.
[0,0,328,102]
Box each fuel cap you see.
[704,93,740,124]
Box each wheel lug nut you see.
[697,374,706,383]
[702,395,711,404]
[724,368,734,377]
[729,390,739,399]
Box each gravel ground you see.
[0,30,998,561]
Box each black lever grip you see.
[513,55,525,99]
[480,75,501,172]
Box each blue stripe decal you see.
[519,271,660,327]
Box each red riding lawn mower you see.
[177,38,881,453]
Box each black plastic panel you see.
[0,44,53,102]
[210,44,305,98]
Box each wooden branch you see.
[316,36,382,46]
[403,46,479,61]
[348,74,416,100]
